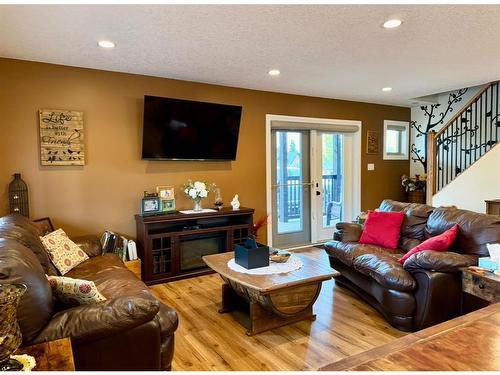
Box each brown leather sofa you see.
[325,200,500,332]
[0,214,178,370]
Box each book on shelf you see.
[100,231,137,261]
[127,240,138,261]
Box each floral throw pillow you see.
[40,228,89,275]
[47,275,106,306]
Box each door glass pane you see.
[322,133,343,228]
[276,131,304,234]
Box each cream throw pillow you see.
[40,228,89,275]
[47,275,106,306]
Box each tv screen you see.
[141,95,242,160]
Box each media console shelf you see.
[135,207,254,285]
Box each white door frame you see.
[265,114,362,247]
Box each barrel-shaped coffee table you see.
[203,251,335,335]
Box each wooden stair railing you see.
[426,81,499,202]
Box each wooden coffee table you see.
[203,251,336,335]
[320,303,500,371]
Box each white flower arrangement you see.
[182,180,215,203]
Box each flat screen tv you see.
[141,95,242,160]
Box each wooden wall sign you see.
[39,109,84,166]
[366,130,379,154]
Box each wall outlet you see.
[367,163,375,171]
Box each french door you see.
[271,130,311,247]
[270,130,348,247]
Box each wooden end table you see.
[461,268,500,303]
[16,337,75,371]
[203,251,336,336]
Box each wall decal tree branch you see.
[410,88,468,173]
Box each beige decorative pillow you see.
[47,275,106,306]
[40,228,89,275]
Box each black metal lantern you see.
[8,173,29,218]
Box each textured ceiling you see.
[1,4,499,107]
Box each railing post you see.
[426,131,436,205]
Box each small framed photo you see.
[33,217,55,235]
[141,197,161,215]
[366,130,379,154]
[161,199,176,212]
[156,185,175,200]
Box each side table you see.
[125,259,141,279]
[16,337,75,371]
[461,268,500,303]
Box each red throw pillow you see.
[359,210,405,249]
[399,224,459,264]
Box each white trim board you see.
[265,114,362,247]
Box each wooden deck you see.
[150,247,406,370]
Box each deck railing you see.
[277,174,341,222]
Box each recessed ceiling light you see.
[268,69,280,76]
[383,19,402,29]
[98,40,116,49]
[382,87,393,92]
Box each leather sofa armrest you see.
[72,235,103,257]
[403,251,477,273]
[410,269,462,330]
[34,296,160,345]
[333,222,363,242]
[156,303,179,337]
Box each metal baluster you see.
[496,82,499,143]
[484,88,488,157]
[490,86,494,151]
[479,95,483,159]
[455,116,467,177]
[495,82,500,142]
[491,82,499,143]
[451,120,455,180]
[474,100,478,165]
[445,127,451,185]
[438,134,442,191]
[441,132,445,191]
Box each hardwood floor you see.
[150,247,406,370]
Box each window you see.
[383,120,409,160]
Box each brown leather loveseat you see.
[0,214,178,370]
[325,200,500,332]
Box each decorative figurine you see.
[230,194,240,210]
[214,188,223,210]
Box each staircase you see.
[426,81,499,203]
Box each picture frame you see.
[161,199,176,212]
[141,197,161,215]
[156,185,175,200]
[366,130,379,154]
[33,217,55,235]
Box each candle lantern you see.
[8,173,29,218]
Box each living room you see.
[0,2,499,372]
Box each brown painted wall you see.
[0,58,409,240]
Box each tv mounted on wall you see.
[141,95,242,161]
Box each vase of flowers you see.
[183,180,214,211]
[401,174,426,203]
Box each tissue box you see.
[478,257,500,272]
[235,243,270,269]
